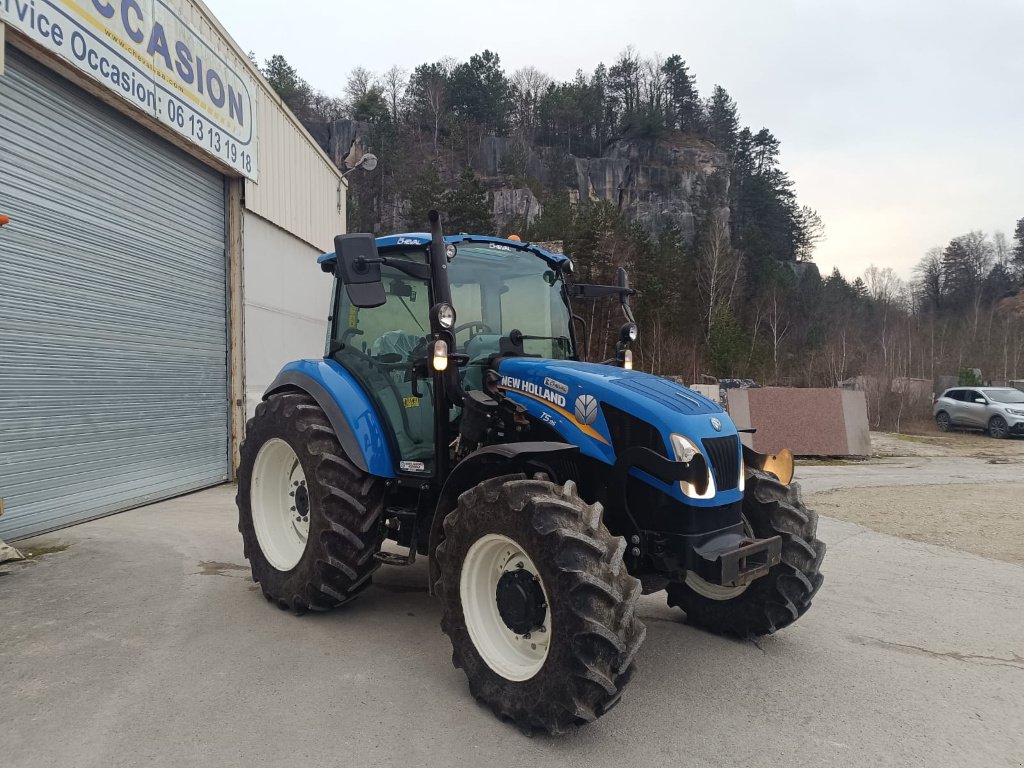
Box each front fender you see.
[264,360,396,478]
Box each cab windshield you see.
[447,243,574,360]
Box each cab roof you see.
[317,233,569,268]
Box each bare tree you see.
[696,214,742,340]
[510,66,551,139]
[642,53,666,117]
[766,287,790,382]
[863,265,904,305]
[344,66,377,109]
[381,65,408,121]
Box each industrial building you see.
[0,0,344,539]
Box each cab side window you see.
[332,263,435,470]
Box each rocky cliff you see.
[313,119,730,242]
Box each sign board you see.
[1,0,258,179]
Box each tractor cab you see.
[318,232,580,477]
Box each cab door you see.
[330,259,437,473]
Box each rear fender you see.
[264,360,396,478]
[426,442,579,593]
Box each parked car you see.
[933,387,1024,438]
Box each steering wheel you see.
[452,321,493,339]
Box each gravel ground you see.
[869,430,1024,460]
[808,483,1024,566]
[800,431,1023,566]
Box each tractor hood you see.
[495,358,741,506]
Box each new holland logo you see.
[574,395,599,425]
[710,417,722,432]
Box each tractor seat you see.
[462,334,502,392]
[464,333,502,361]
[371,330,423,361]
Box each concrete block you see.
[726,387,870,458]
[688,384,720,403]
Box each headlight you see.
[669,434,716,500]
[1007,408,1024,416]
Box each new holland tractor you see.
[236,211,825,734]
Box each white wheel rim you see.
[251,438,309,571]
[685,516,753,601]
[460,533,551,682]
[684,571,750,601]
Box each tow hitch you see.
[692,535,782,587]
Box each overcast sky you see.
[206,0,1023,280]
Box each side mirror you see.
[334,234,386,308]
[975,397,986,404]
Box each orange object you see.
[508,234,521,241]
[0,214,9,227]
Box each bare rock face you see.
[474,134,729,242]
[576,138,729,242]
[491,187,542,233]
[309,119,730,242]
[307,118,375,168]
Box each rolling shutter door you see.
[0,48,229,540]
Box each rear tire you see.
[436,475,645,735]
[988,415,1009,439]
[935,411,951,432]
[666,468,825,637]
[236,392,385,614]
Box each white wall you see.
[243,89,346,251]
[243,212,333,418]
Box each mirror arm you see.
[571,314,589,362]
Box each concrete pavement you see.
[1,473,1022,768]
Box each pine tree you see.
[704,85,739,152]
[405,162,444,230]
[444,168,494,234]
[661,55,701,132]
[1012,217,1024,282]
[262,55,313,120]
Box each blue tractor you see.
[236,211,825,734]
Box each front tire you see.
[666,468,825,637]
[236,392,385,614]
[988,415,1009,439]
[436,475,645,734]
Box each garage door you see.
[0,48,229,540]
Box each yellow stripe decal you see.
[497,386,610,446]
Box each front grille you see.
[702,435,740,491]
[601,403,667,456]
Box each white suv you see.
[933,387,1024,439]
